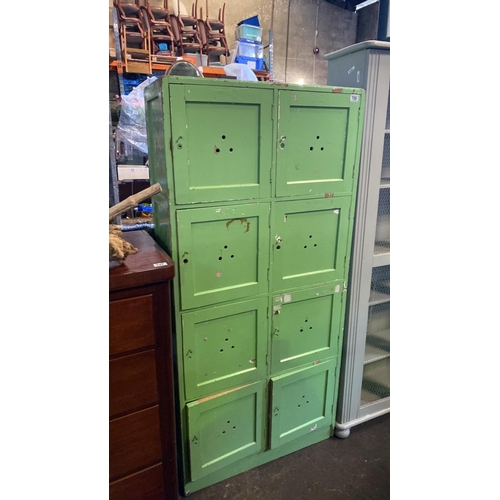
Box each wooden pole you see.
[109,182,162,221]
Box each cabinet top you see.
[144,75,365,96]
[324,40,390,61]
[109,230,175,291]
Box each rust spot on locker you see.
[324,193,334,198]
[332,88,342,93]
[226,218,250,233]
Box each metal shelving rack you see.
[324,40,390,437]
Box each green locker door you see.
[271,284,343,374]
[275,90,361,197]
[169,84,274,204]
[182,297,268,400]
[269,360,336,449]
[271,198,351,292]
[187,381,265,481]
[177,203,270,310]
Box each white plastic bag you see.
[223,63,258,82]
[116,76,158,154]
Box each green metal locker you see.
[144,76,364,495]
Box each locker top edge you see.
[145,75,365,96]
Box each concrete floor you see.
[186,414,390,500]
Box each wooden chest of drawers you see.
[109,230,178,500]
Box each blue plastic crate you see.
[235,24,262,43]
[234,39,263,59]
[235,55,264,71]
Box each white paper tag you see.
[153,262,168,267]
[350,94,360,102]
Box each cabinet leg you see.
[334,427,351,439]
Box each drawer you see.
[109,406,162,481]
[110,295,155,356]
[109,350,159,418]
[109,463,165,500]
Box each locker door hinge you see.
[348,207,351,220]
[271,103,274,121]
[352,165,356,178]
[267,267,270,282]
[266,354,269,365]
[266,306,269,318]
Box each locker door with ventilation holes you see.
[269,360,336,449]
[182,297,269,401]
[271,198,351,292]
[176,203,270,310]
[169,84,274,204]
[271,284,343,374]
[275,89,361,197]
[187,382,265,481]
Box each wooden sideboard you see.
[109,230,178,500]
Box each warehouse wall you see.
[109,0,357,85]
[355,1,379,43]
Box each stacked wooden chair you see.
[140,0,176,58]
[197,1,229,63]
[170,0,202,58]
[114,0,151,73]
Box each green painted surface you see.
[276,90,361,197]
[169,84,273,204]
[271,197,352,291]
[182,297,268,400]
[143,76,365,494]
[187,381,265,481]
[176,203,270,310]
[269,359,336,449]
[271,284,343,373]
